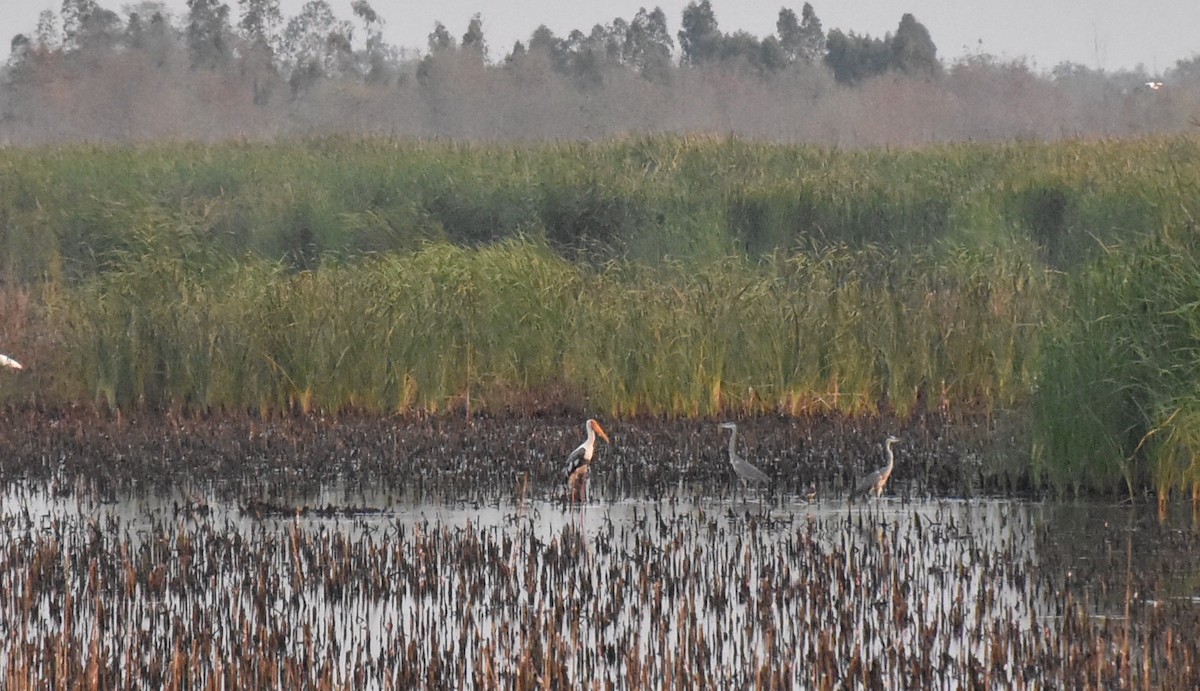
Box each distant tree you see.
[234,0,281,103]
[625,7,673,81]
[759,34,787,73]
[796,3,825,63]
[678,0,721,66]
[238,0,282,55]
[349,0,375,26]
[561,27,604,87]
[126,4,176,66]
[7,9,61,71]
[60,0,121,52]
[891,13,939,77]
[1050,61,1104,83]
[514,18,630,86]
[526,24,565,70]
[417,21,454,85]
[584,21,625,80]
[1167,55,1200,89]
[186,0,232,69]
[714,30,786,75]
[281,0,353,90]
[824,29,890,84]
[505,39,526,66]
[776,7,801,63]
[60,0,96,47]
[1050,59,1150,116]
[428,21,454,53]
[461,13,486,61]
[606,18,629,64]
[35,9,60,49]
[718,30,761,71]
[9,34,31,64]
[351,0,389,82]
[125,12,145,48]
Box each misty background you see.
[1,0,1197,146]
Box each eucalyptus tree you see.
[892,13,940,77]
[186,0,232,69]
[777,3,824,66]
[678,0,721,66]
[625,7,673,81]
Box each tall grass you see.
[3,135,1199,281]
[1033,225,1200,502]
[48,236,1046,420]
[10,134,1200,497]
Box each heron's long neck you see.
[884,441,896,473]
[726,428,738,459]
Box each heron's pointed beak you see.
[592,420,610,444]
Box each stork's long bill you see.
[588,419,610,445]
[566,418,610,503]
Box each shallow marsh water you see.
[2,481,1200,689]
[0,414,1197,687]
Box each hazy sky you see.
[3,0,1198,74]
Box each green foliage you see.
[9,135,1200,500]
[678,0,721,66]
[1015,182,1073,266]
[539,180,647,259]
[776,4,824,66]
[0,136,1195,281]
[825,13,939,84]
[824,29,891,84]
[1033,226,1200,499]
[47,232,1044,420]
[892,13,940,78]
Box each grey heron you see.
[850,435,901,501]
[718,422,770,487]
[565,418,610,502]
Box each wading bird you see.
[850,435,901,501]
[0,354,22,370]
[718,422,770,488]
[565,418,610,502]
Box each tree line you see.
[8,1,939,89]
[1,0,1195,145]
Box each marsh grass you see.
[2,136,1198,281]
[1033,224,1200,499]
[48,237,1045,423]
[8,135,1200,496]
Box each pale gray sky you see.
[3,0,1198,74]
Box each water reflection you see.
[1,485,1199,687]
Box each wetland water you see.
[1,415,1199,688]
[3,489,1200,688]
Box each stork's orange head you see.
[588,418,610,444]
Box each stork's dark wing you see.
[564,444,587,478]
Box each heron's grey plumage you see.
[718,422,770,485]
[850,435,900,501]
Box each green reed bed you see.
[3,136,1200,283]
[49,239,1046,420]
[1029,149,1200,499]
[8,134,1200,497]
[1034,226,1200,501]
